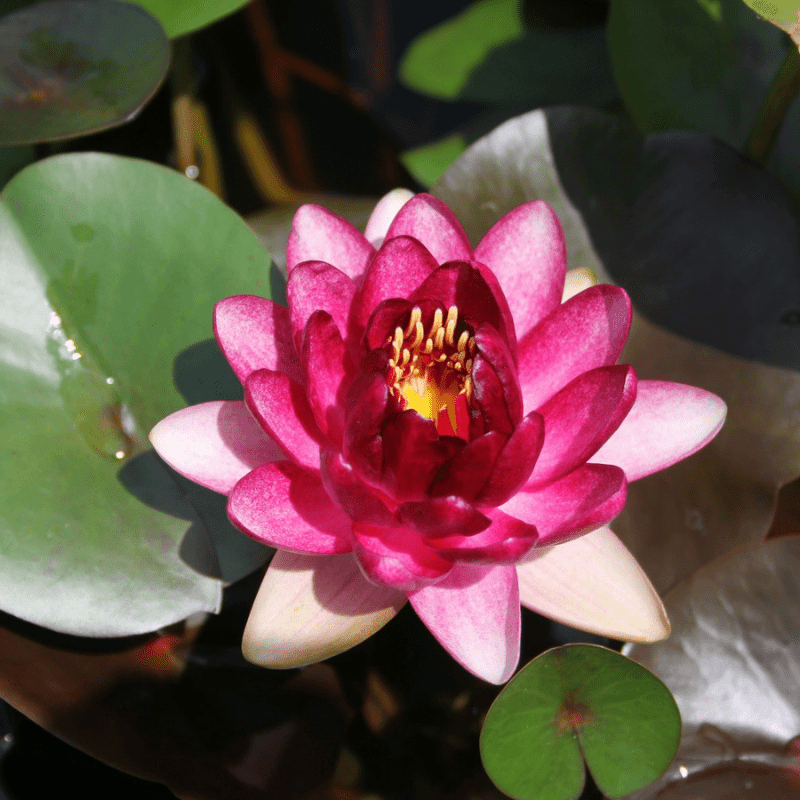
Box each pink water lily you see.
[150,190,726,684]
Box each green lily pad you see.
[401,133,468,189]
[481,645,680,800]
[0,0,169,145]
[400,0,616,107]
[607,0,800,196]
[124,0,249,38]
[741,0,800,44]
[0,152,274,636]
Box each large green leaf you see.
[742,0,800,45]
[0,0,169,145]
[400,0,616,107]
[608,0,800,196]
[481,645,680,800]
[124,0,249,38]
[0,153,274,636]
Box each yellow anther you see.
[401,348,410,366]
[423,338,433,354]
[429,308,443,338]
[433,326,445,351]
[457,330,469,353]
[465,358,473,373]
[405,307,422,338]
[445,307,458,347]
[469,339,477,356]
[410,320,424,349]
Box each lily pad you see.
[607,0,800,196]
[480,644,680,800]
[623,537,800,798]
[400,0,617,107]
[0,152,274,636]
[124,0,250,38]
[743,0,800,45]
[0,0,169,145]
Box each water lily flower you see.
[150,190,726,684]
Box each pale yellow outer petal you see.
[516,526,670,643]
[243,551,407,669]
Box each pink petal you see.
[518,285,632,413]
[356,236,438,328]
[529,365,637,485]
[228,461,353,553]
[425,510,537,564]
[302,310,351,446]
[352,524,454,591]
[213,295,301,385]
[501,464,627,545]
[245,369,324,470]
[287,203,375,280]
[287,261,358,351]
[364,188,415,246]
[342,366,391,484]
[386,194,473,264]
[516,526,670,642]
[242,551,406,668]
[409,564,520,684]
[149,400,283,495]
[474,200,567,339]
[590,380,727,481]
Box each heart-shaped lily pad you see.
[0,152,274,636]
[480,644,680,800]
[0,0,169,145]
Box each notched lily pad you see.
[480,644,680,800]
[0,0,169,145]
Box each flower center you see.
[386,305,476,440]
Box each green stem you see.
[743,44,800,165]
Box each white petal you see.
[364,188,415,247]
[242,551,406,668]
[516,526,670,642]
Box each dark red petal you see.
[396,496,491,537]
[472,323,523,427]
[228,461,352,553]
[410,262,514,348]
[301,310,352,446]
[363,298,411,352]
[429,430,507,500]
[380,410,464,502]
[476,411,544,507]
[287,260,358,352]
[214,295,301,385]
[245,369,325,469]
[343,363,391,484]
[529,365,637,485]
[503,464,627,545]
[469,260,518,363]
[319,450,397,527]
[426,510,537,564]
[356,235,438,328]
[352,523,453,591]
